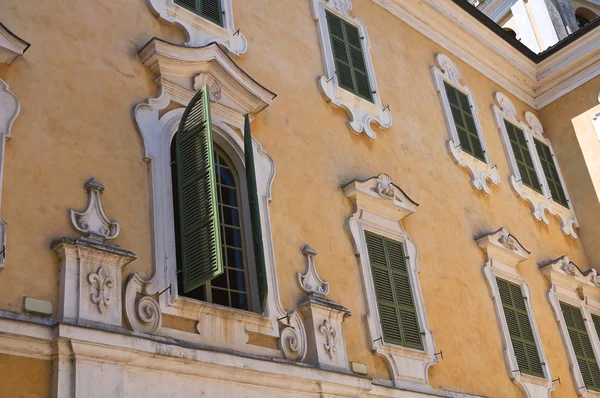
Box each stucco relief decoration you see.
[146,0,247,55]
[70,179,119,242]
[499,233,518,251]
[319,319,337,359]
[279,310,308,362]
[495,92,517,121]
[298,245,330,296]
[193,73,222,102]
[124,273,162,335]
[88,267,114,314]
[431,54,500,195]
[312,0,392,140]
[376,173,395,200]
[0,79,21,271]
[561,259,577,276]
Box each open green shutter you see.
[176,85,223,293]
[534,140,568,207]
[496,278,544,377]
[325,11,373,103]
[561,302,600,392]
[443,82,485,162]
[365,232,423,350]
[504,121,542,193]
[244,115,268,312]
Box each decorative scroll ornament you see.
[499,234,517,251]
[193,73,222,102]
[376,173,395,200]
[88,267,114,314]
[319,319,337,359]
[435,53,461,85]
[525,111,544,139]
[279,310,307,361]
[327,0,352,17]
[124,273,162,334]
[562,258,577,276]
[70,179,119,242]
[590,269,600,287]
[298,245,329,296]
[495,92,517,121]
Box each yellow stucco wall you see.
[0,0,595,396]
[0,354,51,397]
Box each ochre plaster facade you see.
[0,0,598,397]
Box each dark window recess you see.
[534,140,568,208]
[325,10,373,102]
[496,278,544,378]
[504,120,542,194]
[365,231,423,350]
[444,82,486,162]
[174,0,223,27]
[561,302,600,392]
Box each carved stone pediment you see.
[540,256,598,291]
[342,173,418,221]
[0,22,29,65]
[476,227,529,266]
[137,40,275,122]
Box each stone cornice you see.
[372,0,600,109]
[0,22,30,65]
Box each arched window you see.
[576,7,597,28]
[171,140,258,311]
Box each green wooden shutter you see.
[534,140,568,207]
[244,114,268,312]
[561,302,600,392]
[443,82,485,162]
[365,232,423,350]
[503,121,542,193]
[325,11,373,103]
[176,85,223,293]
[593,313,600,341]
[496,278,544,377]
[174,0,223,26]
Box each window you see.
[496,278,543,377]
[576,8,597,29]
[174,0,223,26]
[478,228,554,396]
[365,232,422,350]
[169,86,266,313]
[493,92,578,238]
[311,0,391,140]
[560,302,600,392]
[431,54,499,194]
[325,11,372,102]
[344,173,437,386]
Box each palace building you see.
[1,0,600,397]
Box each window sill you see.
[511,176,578,239]
[448,141,500,195]
[319,77,391,140]
[516,374,555,397]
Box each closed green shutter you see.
[244,114,268,312]
[175,85,223,293]
[504,121,542,193]
[496,278,544,377]
[593,314,600,341]
[561,302,600,392]
[365,231,423,350]
[174,0,223,26]
[444,82,486,162]
[535,140,568,207]
[325,11,373,103]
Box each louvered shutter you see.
[561,302,600,392]
[325,11,373,103]
[503,121,542,193]
[496,278,544,377]
[174,0,223,27]
[593,314,600,341]
[534,140,568,207]
[244,115,268,312]
[175,85,223,293]
[443,82,485,162]
[365,232,423,350]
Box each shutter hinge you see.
[383,104,390,112]
[434,350,443,360]
[491,165,497,171]
[326,76,335,84]
[373,336,383,344]
[158,284,172,297]
[552,377,561,385]
[371,90,377,95]
[233,29,240,36]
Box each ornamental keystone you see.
[70,178,120,242]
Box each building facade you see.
[1,0,600,397]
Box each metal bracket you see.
[434,350,443,360]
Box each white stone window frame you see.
[477,227,555,397]
[541,256,600,397]
[311,0,392,140]
[593,111,600,141]
[147,0,247,55]
[431,53,500,195]
[492,92,578,239]
[131,40,308,360]
[344,173,437,389]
